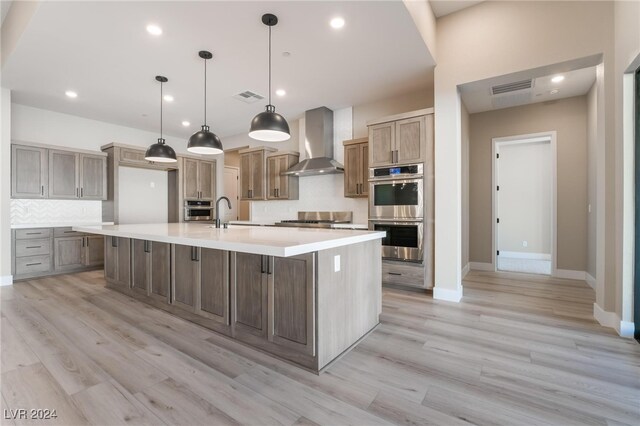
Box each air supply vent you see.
[491,79,534,95]
[233,90,264,104]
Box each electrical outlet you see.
[588,204,592,213]
[523,241,528,248]
[334,255,341,272]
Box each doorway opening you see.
[223,147,250,221]
[492,132,557,275]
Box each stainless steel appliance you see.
[369,164,423,219]
[274,211,352,229]
[369,219,424,262]
[184,200,213,222]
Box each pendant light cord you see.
[204,56,207,126]
[160,80,163,141]
[268,24,272,106]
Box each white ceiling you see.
[1,1,434,139]
[429,1,483,18]
[460,66,597,114]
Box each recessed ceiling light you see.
[65,90,78,98]
[330,17,345,29]
[276,89,286,97]
[163,95,174,102]
[550,89,559,95]
[551,75,564,83]
[181,121,190,127]
[146,24,162,36]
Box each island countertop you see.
[73,223,385,257]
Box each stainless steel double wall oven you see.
[369,164,424,262]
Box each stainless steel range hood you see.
[283,106,344,176]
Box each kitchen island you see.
[73,223,384,372]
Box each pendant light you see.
[249,13,290,142]
[187,51,223,155]
[145,76,177,163]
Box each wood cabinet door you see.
[395,116,426,164]
[116,238,131,288]
[48,150,78,199]
[131,239,149,295]
[183,158,200,199]
[199,161,216,201]
[239,154,252,199]
[172,244,198,311]
[79,154,106,200]
[266,156,279,199]
[268,253,316,356]
[360,144,369,197]
[277,156,291,199]
[250,151,265,200]
[54,236,84,271]
[104,237,118,282]
[149,242,170,303]
[198,248,229,324]
[369,122,395,167]
[11,145,48,198]
[344,145,360,197]
[233,252,267,338]
[85,236,104,267]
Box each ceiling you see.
[429,1,483,18]
[460,66,597,114]
[1,1,434,139]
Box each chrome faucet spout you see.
[214,196,232,228]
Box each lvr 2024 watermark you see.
[4,409,58,420]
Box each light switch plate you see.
[334,255,341,272]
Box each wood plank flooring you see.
[1,270,639,425]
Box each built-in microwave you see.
[369,164,424,219]
[184,200,213,222]
[369,219,424,263]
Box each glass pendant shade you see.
[145,138,177,162]
[249,105,290,142]
[145,75,177,163]
[249,13,290,142]
[187,125,223,154]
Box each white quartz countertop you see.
[73,223,385,257]
[227,221,368,230]
[11,222,115,229]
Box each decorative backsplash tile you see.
[10,199,102,225]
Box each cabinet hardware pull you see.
[86,237,89,247]
[26,263,42,266]
[82,238,85,247]
[261,255,265,273]
[26,246,41,249]
[388,272,402,276]
[81,188,83,197]
[41,186,44,196]
[267,257,272,275]
[26,232,41,235]
[111,236,118,247]
[64,231,74,233]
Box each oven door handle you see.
[368,218,424,223]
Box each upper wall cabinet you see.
[267,152,299,200]
[368,109,433,167]
[343,138,369,198]
[11,145,48,198]
[183,158,216,201]
[239,146,277,201]
[12,143,107,200]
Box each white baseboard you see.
[593,302,618,328]
[585,273,596,289]
[461,263,470,278]
[469,262,494,271]
[498,251,551,260]
[433,287,462,303]
[555,269,586,281]
[618,321,635,338]
[0,275,13,286]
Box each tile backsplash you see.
[10,199,102,225]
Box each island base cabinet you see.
[171,244,198,311]
[104,236,131,290]
[231,252,316,368]
[130,239,171,302]
[198,248,230,325]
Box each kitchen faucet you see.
[214,196,232,228]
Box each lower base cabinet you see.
[104,236,131,290]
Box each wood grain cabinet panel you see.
[368,122,395,167]
[85,236,104,267]
[183,158,216,201]
[104,236,131,289]
[131,240,149,294]
[150,242,170,302]
[198,248,229,324]
[79,154,107,200]
[198,161,215,201]
[250,151,264,200]
[239,147,276,200]
[172,244,198,311]
[53,236,85,271]
[367,113,431,167]
[183,158,200,200]
[11,145,48,198]
[395,116,426,164]
[233,253,267,336]
[48,150,79,199]
[267,153,299,200]
[343,139,368,198]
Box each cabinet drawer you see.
[15,238,51,257]
[15,228,52,240]
[382,261,424,288]
[54,227,86,237]
[16,255,51,275]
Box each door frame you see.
[491,131,557,275]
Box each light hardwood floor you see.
[1,270,639,425]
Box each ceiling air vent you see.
[233,90,264,104]
[491,79,534,95]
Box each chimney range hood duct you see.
[283,106,344,176]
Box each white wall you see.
[460,100,469,272]
[586,82,598,280]
[433,1,615,302]
[0,89,12,284]
[117,167,168,224]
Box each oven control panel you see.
[370,163,423,179]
